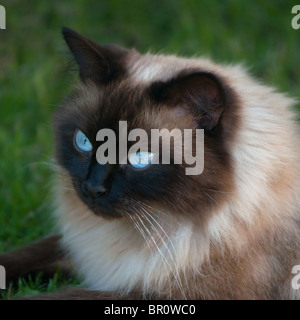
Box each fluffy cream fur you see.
[54,53,300,299]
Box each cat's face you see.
[54,28,238,222]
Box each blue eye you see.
[74,130,93,152]
[128,152,154,169]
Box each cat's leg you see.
[0,235,71,284]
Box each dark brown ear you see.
[150,71,225,130]
[62,27,131,84]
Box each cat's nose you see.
[82,181,108,199]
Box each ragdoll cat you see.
[1,27,300,300]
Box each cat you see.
[1,27,300,300]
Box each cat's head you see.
[54,28,239,223]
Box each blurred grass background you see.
[0,0,299,298]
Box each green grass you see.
[0,0,300,298]
[1,270,81,300]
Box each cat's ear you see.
[62,27,132,84]
[150,72,225,130]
